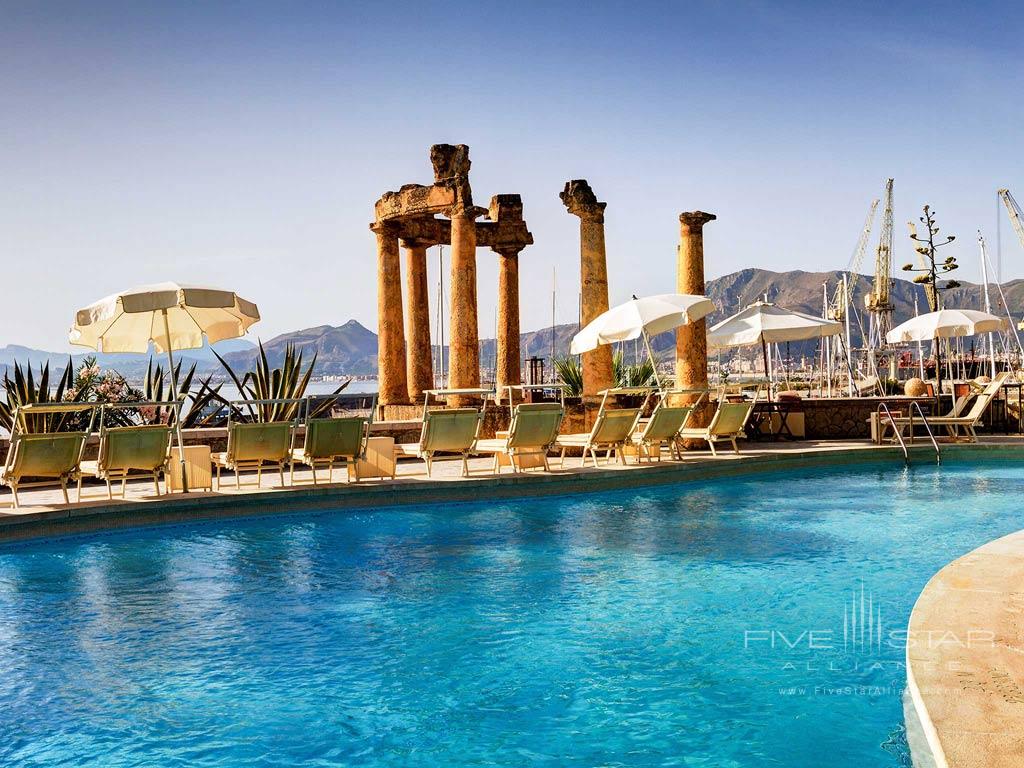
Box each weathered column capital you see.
[493,245,524,259]
[678,211,717,229]
[560,179,607,223]
[399,237,434,250]
[369,220,400,236]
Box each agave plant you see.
[0,359,84,434]
[213,342,348,423]
[141,358,226,428]
[613,350,656,388]
[553,356,583,397]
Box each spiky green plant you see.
[213,342,348,423]
[553,355,584,397]
[0,359,84,433]
[141,358,226,428]
[613,350,656,388]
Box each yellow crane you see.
[828,197,879,322]
[865,178,895,348]
[997,189,1024,334]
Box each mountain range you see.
[4,268,1020,380]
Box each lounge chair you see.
[394,388,489,477]
[290,411,369,484]
[83,422,172,499]
[475,402,563,473]
[396,408,484,477]
[890,372,1010,443]
[678,388,761,456]
[555,388,644,468]
[631,390,707,462]
[212,421,294,489]
[1,403,94,507]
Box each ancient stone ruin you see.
[371,144,533,410]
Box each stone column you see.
[676,211,717,434]
[448,207,481,405]
[402,239,433,402]
[373,221,409,405]
[495,247,522,400]
[561,180,614,398]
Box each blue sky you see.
[2,1,1022,349]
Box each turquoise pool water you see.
[1,458,1022,767]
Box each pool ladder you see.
[877,402,940,465]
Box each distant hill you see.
[4,269,1020,380]
[0,338,256,380]
[221,320,378,375]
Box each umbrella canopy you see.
[885,309,1007,344]
[70,282,260,353]
[707,301,842,349]
[570,293,715,355]
[69,283,260,494]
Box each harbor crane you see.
[828,197,878,322]
[865,178,895,349]
[995,188,1024,333]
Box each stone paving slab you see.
[907,527,1024,768]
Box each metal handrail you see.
[908,400,941,464]
[877,402,941,465]
[877,403,908,463]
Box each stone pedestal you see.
[373,221,409,405]
[402,240,433,402]
[495,248,522,399]
[676,211,716,435]
[561,180,614,397]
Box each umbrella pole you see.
[642,330,661,389]
[163,309,189,494]
[761,336,771,402]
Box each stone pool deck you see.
[907,527,1024,768]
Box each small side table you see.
[167,445,213,492]
[355,437,396,480]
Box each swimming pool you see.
[1,457,1020,767]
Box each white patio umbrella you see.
[70,283,260,492]
[707,302,842,400]
[885,308,1007,343]
[570,293,715,387]
[886,308,1008,396]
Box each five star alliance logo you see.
[843,582,882,654]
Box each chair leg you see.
[462,453,470,477]
[121,475,128,498]
[279,463,285,487]
[77,476,83,503]
[10,484,19,509]
[61,479,70,505]
[707,440,718,457]
[153,472,161,496]
[106,477,113,500]
[424,456,432,476]
[559,447,566,467]
[731,437,740,454]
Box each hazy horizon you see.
[3,1,1022,351]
